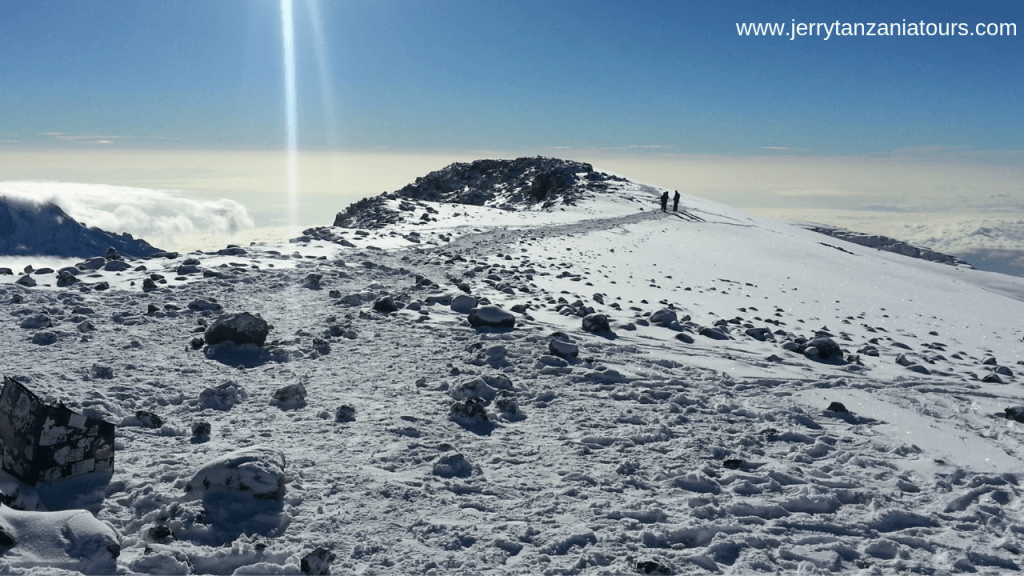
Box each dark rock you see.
[31,331,56,345]
[549,337,579,358]
[142,278,157,291]
[189,337,205,349]
[468,305,515,329]
[270,383,307,409]
[204,312,270,346]
[56,270,79,287]
[104,247,123,260]
[1005,406,1024,423]
[723,459,742,469]
[302,273,322,288]
[803,337,842,359]
[372,296,399,313]
[698,326,729,340]
[134,411,163,429]
[982,373,1003,384]
[449,397,490,425]
[187,298,222,311]
[634,557,672,574]
[649,309,677,326]
[185,446,287,502]
[334,405,356,422]
[582,313,611,333]
[451,294,478,314]
[191,421,211,442]
[90,364,114,379]
[15,275,36,288]
[93,281,109,291]
[301,547,336,575]
[826,402,849,413]
[674,332,694,344]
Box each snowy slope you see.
[0,159,1023,575]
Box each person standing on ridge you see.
[660,191,669,212]
[672,190,680,212]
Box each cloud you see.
[0,181,255,251]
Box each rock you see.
[1005,406,1024,423]
[189,337,205,349]
[217,246,247,256]
[699,326,729,340]
[745,327,772,341]
[185,446,287,502]
[270,383,307,410]
[723,459,743,470]
[372,296,399,313]
[191,421,211,442]
[675,332,694,344]
[468,305,515,329]
[301,547,336,575]
[493,391,525,421]
[803,337,842,359]
[104,247,123,260]
[204,312,270,346]
[634,557,673,575]
[0,268,11,275]
[334,405,356,422]
[90,364,114,379]
[176,264,200,275]
[142,278,157,291]
[983,356,998,365]
[199,381,249,411]
[93,282,109,291]
[451,294,478,314]
[31,331,57,345]
[79,257,106,270]
[449,397,490,426]
[994,366,1014,377]
[826,402,848,413]
[56,270,79,287]
[187,298,222,312]
[432,452,474,478]
[895,354,914,366]
[449,377,498,403]
[104,260,132,272]
[0,506,120,574]
[582,313,611,333]
[982,373,1003,384]
[649,309,677,326]
[133,410,163,429]
[15,276,36,288]
[341,294,362,305]
[77,320,96,333]
[549,337,579,358]
[302,273,322,288]
[19,314,51,330]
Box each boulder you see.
[31,331,57,345]
[184,446,287,502]
[372,296,399,313]
[582,313,611,333]
[103,260,132,272]
[204,313,270,346]
[199,381,248,411]
[270,383,307,410]
[649,309,677,326]
[468,305,515,329]
[451,294,478,314]
[549,338,579,358]
[803,337,842,359]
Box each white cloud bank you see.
[0,181,255,252]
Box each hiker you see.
[660,191,669,212]
[672,190,680,212]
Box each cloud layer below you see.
[0,181,255,252]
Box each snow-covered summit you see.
[333,157,628,229]
[0,196,161,258]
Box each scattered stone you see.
[104,260,132,272]
[191,421,211,442]
[449,377,498,403]
[549,337,579,358]
[468,305,515,329]
[633,557,673,575]
[185,446,287,501]
[90,364,114,379]
[31,331,57,345]
[698,326,729,340]
[803,337,842,359]
[0,268,12,275]
[649,309,677,326]
[302,273,322,288]
[334,405,356,422]
[432,452,474,478]
[19,314,51,330]
[301,547,336,575]
[582,313,611,333]
[56,270,79,287]
[15,276,36,288]
[199,381,248,411]
[187,298,222,312]
[133,411,163,429]
[827,402,849,413]
[189,337,205,349]
[270,383,307,410]
[449,397,490,426]
[79,257,106,270]
[204,312,270,346]
[77,320,96,333]
[451,294,478,314]
[93,282,109,291]
[1005,406,1024,423]
[142,278,157,291]
[982,373,1003,384]
[104,247,123,260]
[372,296,399,313]
[675,332,694,344]
[723,459,743,470]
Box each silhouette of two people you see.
[660,190,681,212]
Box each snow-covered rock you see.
[0,507,120,574]
[184,446,287,502]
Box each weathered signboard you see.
[0,376,115,485]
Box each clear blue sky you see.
[1,0,1020,155]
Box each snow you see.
[0,163,1023,574]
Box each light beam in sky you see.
[281,0,299,236]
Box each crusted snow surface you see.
[0,176,1023,574]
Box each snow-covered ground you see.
[1,170,1023,575]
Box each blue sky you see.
[1,0,1020,155]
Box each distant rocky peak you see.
[334,157,626,229]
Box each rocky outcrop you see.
[333,157,626,229]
